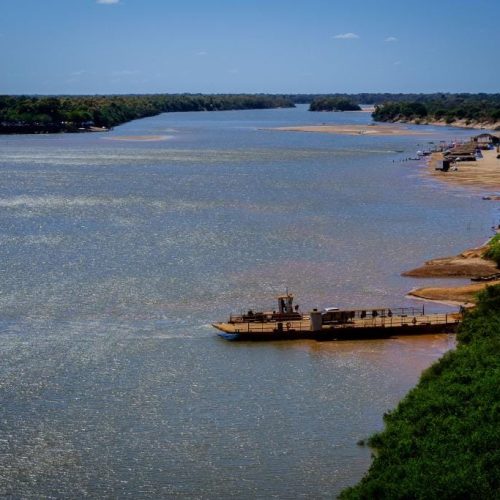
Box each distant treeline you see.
[285,93,500,124]
[341,283,500,499]
[2,93,500,133]
[309,97,361,112]
[284,92,500,105]
[0,94,294,133]
[372,94,500,125]
[284,93,401,104]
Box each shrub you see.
[340,285,500,499]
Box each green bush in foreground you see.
[484,234,500,267]
[340,285,500,499]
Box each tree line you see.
[372,94,500,125]
[1,93,499,133]
[0,94,295,133]
[289,93,500,123]
[309,97,361,112]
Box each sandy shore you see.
[398,118,500,130]
[408,280,500,305]
[429,148,500,190]
[103,135,173,142]
[267,124,431,136]
[404,230,499,305]
[403,244,498,278]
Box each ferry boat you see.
[212,293,461,341]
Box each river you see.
[0,105,495,497]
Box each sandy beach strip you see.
[399,118,500,130]
[265,124,431,136]
[403,244,498,278]
[403,233,499,305]
[408,280,500,306]
[429,148,500,190]
[103,135,173,142]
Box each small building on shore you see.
[472,133,499,148]
[444,143,477,162]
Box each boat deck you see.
[213,312,460,339]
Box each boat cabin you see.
[230,292,302,323]
[321,306,425,325]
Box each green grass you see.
[340,285,500,499]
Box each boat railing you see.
[228,312,460,334]
[230,319,313,334]
[333,312,460,330]
[229,313,308,324]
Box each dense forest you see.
[0,94,294,133]
[340,284,500,499]
[289,93,500,124]
[371,94,500,125]
[2,93,500,134]
[309,97,361,112]
[287,92,500,105]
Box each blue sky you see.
[1,0,498,94]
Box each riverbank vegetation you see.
[309,97,361,112]
[485,234,500,267]
[340,284,500,499]
[372,94,500,126]
[0,94,294,133]
[2,93,500,134]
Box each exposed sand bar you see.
[394,118,500,130]
[408,281,500,305]
[266,124,431,136]
[404,237,500,305]
[403,244,498,278]
[103,135,173,142]
[429,148,500,190]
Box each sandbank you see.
[408,281,500,305]
[103,135,173,142]
[266,124,431,136]
[403,244,497,278]
[397,118,500,130]
[429,148,500,190]
[404,230,499,306]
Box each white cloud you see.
[385,36,398,43]
[394,61,401,65]
[196,51,208,56]
[333,32,359,40]
[96,0,120,4]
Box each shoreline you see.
[402,243,497,278]
[102,134,173,142]
[407,280,500,306]
[404,137,500,305]
[378,117,500,131]
[265,124,431,136]
[428,148,500,191]
[404,240,499,305]
[343,127,500,496]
